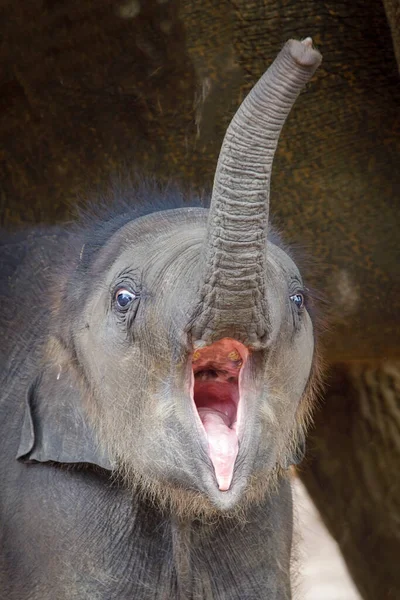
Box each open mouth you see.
[191,338,249,492]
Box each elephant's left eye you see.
[290,292,304,310]
[115,289,137,310]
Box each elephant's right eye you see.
[115,289,137,310]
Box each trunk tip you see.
[301,37,313,48]
[286,38,322,68]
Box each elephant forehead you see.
[109,226,205,287]
[109,235,301,296]
[91,216,206,282]
[83,209,303,299]
[115,207,208,247]
[266,242,303,284]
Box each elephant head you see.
[20,39,322,516]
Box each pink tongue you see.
[198,408,238,491]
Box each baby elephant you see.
[0,38,322,599]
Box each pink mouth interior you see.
[192,338,248,492]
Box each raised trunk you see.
[191,39,321,348]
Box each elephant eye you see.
[290,292,304,310]
[115,288,137,310]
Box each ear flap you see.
[17,364,114,471]
[280,431,306,470]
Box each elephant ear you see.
[17,363,114,470]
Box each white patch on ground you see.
[293,478,361,600]
[118,0,140,19]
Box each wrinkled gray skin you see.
[0,40,321,599]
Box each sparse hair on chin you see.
[114,458,284,525]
